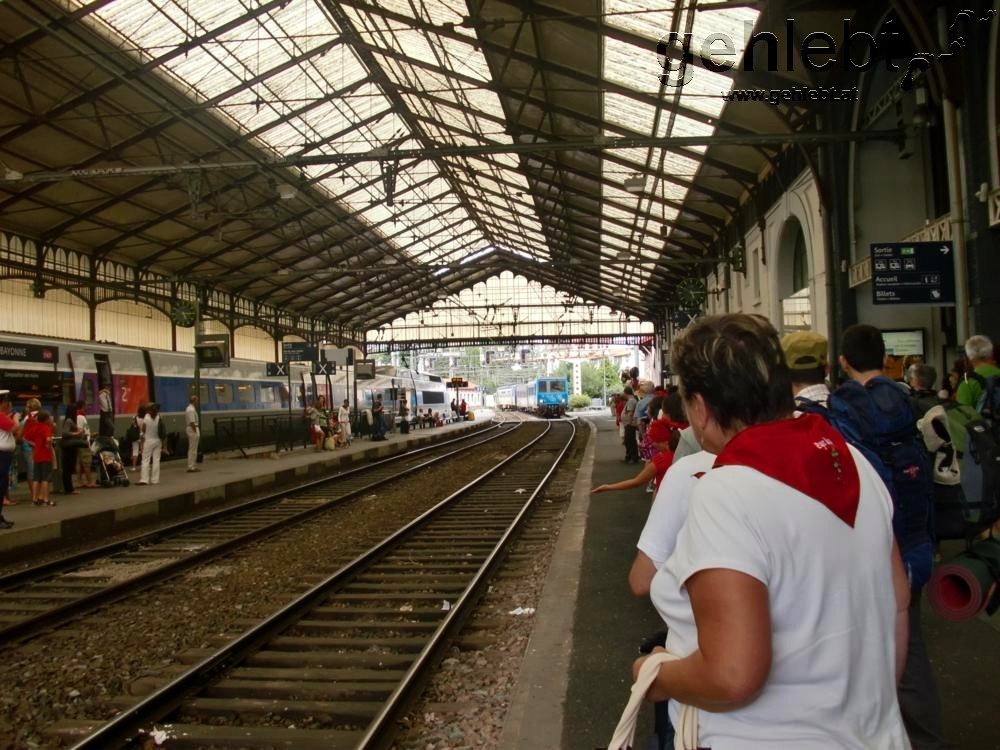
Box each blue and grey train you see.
[495,377,569,417]
[0,332,450,451]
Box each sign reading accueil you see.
[871,242,956,306]
[281,342,317,362]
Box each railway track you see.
[0,419,523,645]
[55,418,575,749]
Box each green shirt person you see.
[955,335,1000,408]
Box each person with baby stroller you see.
[92,435,130,487]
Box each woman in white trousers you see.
[139,403,163,485]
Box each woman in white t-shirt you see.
[74,400,97,488]
[630,314,911,750]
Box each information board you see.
[871,242,956,305]
[281,342,317,362]
[882,329,925,357]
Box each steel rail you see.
[357,419,577,748]
[0,420,513,644]
[67,419,573,750]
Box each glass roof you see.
[600,1,757,305]
[56,0,758,337]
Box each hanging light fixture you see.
[624,175,646,193]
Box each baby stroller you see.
[93,436,130,487]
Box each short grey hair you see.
[908,363,937,390]
[965,335,995,362]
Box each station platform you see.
[0,415,487,566]
[501,414,1000,750]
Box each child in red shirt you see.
[23,411,55,506]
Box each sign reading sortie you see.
[0,341,59,363]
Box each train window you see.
[543,381,566,392]
[260,384,277,404]
[188,383,210,403]
[214,382,233,405]
[63,380,76,407]
[80,379,96,407]
[236,383,255,404]
[422,390,445,404]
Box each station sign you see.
[671,309,699,328]
[312,361,335,375]
[266,362,288,377]
[449,377,469,388]
[354,360,376,380]
[281,342,317,362]
[871,242,956,306]
[0,340,58,364]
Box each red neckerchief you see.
[713,413,860,527]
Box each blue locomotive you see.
[495,377,569,417]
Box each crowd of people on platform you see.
[0,389,207,525]
[601,315,1000,750]
[302,395,468,450]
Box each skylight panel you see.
[604,0,674,39]
[603,92,657,133]
[655,112,713,139]
[373,27,446,72]
[689,5,759,51]
[604,36,662,93]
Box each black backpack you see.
[919,403,1000,540]
[968,371,1000,441]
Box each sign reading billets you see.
[0,340,58,364]
[281,342,317,362]
[871,242,956,305]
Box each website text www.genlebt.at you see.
[722,86,859,106]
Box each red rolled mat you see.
[927,539,1000,621]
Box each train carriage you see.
[0,332,449,451]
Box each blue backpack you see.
[828,377,934,590]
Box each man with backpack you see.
[908,364,947,419]
[829,324,948,750]
[956,335,1000,412]
[781,330,831,415]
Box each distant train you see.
[0,332,462,453]
[495,377,569,417]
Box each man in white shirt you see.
[185,395,200,472]
[97,383,115,437]
[338,399,352,445]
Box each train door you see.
[68,351,100,414]
[94,354,112,412]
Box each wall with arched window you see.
[776,217,812,332]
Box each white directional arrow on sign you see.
[940,245,951,255]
